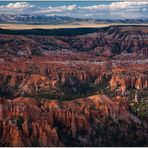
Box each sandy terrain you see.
[0,23,111,30]
[0,23,147,30]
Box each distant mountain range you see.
[0,14,148,25]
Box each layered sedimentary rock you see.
[0,25,148,147]
[0,54,148,101]
[0,95,147,147]
[0,56,109,99]
[0,26,147,57]
[0,55,148,99]
[109,65,148,92]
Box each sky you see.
[0,1,147,19]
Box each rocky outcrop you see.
[0,55,147,99]
[109,66,148,92]
[0,25,148,146]
[0,95,147,146]
[0,26,147,57]
[0,57,106,99]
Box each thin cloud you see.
[0,1,147,19]
[79,2,148,11]
[0,2,34,9]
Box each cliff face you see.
[0,25,148,146]
[0,26,147,57]
[109,66,148,92]
[72,26,148,56]
[0,56,148,99]
[109,65,148,92]
[0,58,106,99]
[0,95,147,147]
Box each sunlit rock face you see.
[0,95,147,147]
[0,59,106,99]
[109,67,148,92]
[0,25,147,146]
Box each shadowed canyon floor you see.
[0,25,148,146]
